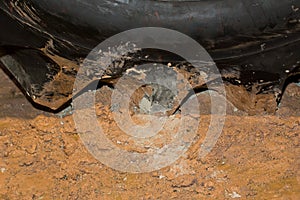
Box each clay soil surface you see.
[0,68,299,199]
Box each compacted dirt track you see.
[0,68,299,199]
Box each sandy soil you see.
[0,68,299,199]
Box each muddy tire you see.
[0,0,299,111]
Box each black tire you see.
[0,0,299,110]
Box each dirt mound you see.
[0,68,299,199]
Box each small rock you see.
[0,167,6,173]
[159,175,165,179]
[229,191,242,198]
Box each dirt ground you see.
[0,67,299,200]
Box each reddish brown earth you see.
[0,68,299,199]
